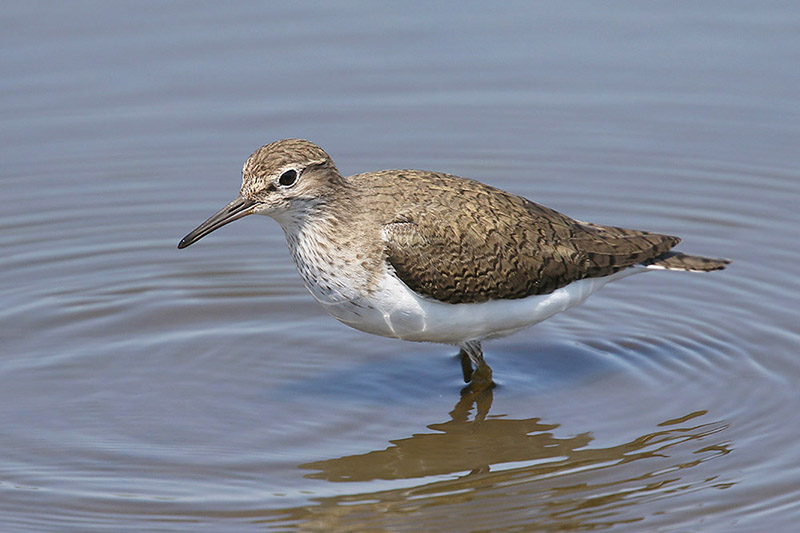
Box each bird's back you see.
[347,170,711,304]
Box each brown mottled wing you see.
[381,173,680,304]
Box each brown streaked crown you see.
[240,138,341,200]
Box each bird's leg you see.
[460,340,494,393]
[459,348,473,383]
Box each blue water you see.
[2,2,799,531]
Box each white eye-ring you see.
[278,168,298,187]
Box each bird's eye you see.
[278,169,298,187]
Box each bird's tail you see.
[643,251,731,272]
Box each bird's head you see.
[178,139,343,249]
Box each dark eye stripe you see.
[279,169,298,186]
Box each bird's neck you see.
[279,197,378,303]
[283,210,343,259]
[276,190,354,251]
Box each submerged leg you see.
[460,340,494,393]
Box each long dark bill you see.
[178,196,257,249]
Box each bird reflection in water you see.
[291,392,734,530]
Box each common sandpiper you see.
[178,139,729,391]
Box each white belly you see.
[286,225,646,346]
[311,266,646,346]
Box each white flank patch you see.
[320,266,648,345]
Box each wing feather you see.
[380,176,679,304]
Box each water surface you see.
[2,2,800,531]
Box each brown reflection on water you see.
[273,392,733,530]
